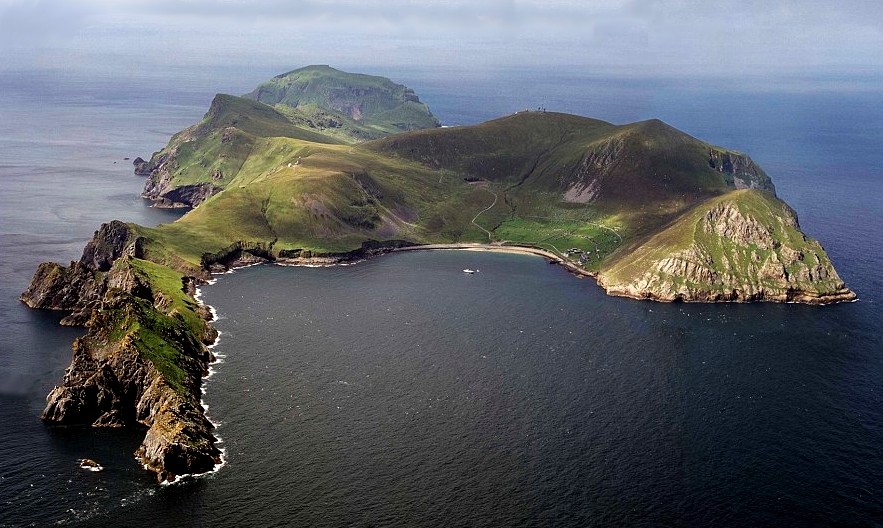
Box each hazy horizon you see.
[1,0,882,88]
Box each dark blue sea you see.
[0,65,881,527]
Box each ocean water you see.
[0,65,881,527]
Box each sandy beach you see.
[394,243,597,279]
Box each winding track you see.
[471,188,498,241]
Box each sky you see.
[1,0,882,78]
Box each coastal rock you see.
[20,261,104,312]
[137,381,221,481]
[599,193,856,304]
[142,149,220,209]
[708,148,776,192]
[141,149,221,208]
[133,157,151,176]
[703,202,780,250]
[21,223,149,318]
[40,290,221,482]
[80,220,140,272]
[275,239,417,267]
[25,233,222,482]
[79,459,103,472]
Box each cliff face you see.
[140,149,222,209]
[22,223,222,482]
[21,221,147,321]
[41,292,220,481]
[599,191,856,303]
[20,261,105,325]
[708,148,776,193]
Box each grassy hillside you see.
[599,190,851,301]
[246,65,439,140]
[132,66,849,303]
[141,68,444,209]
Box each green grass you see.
[130,66,845,303]
[495,217,622,271]
[138,112,791,282]
[246,65,439,138]
[101,258,213,393]
[100,292,195,395]
[600,189,845,296]
[127,258,205,336]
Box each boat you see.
[463,269,475,274]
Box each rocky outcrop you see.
[133,157,151,176]
[141,149,221,208]
[276,239,417,267]
[80,220,142,271]
[40,292,221,482]
[21,221,148,323]
[22,226,222,483]
[708,148,776,193]
[197,238,418,272]
[564,136,625,204]
[200,241,276,272]
[598,195,856,304]
[20,261,105,316]
[138,144,221,209]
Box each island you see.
[21,65,855,482]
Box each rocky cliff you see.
[139,149,222,208]
[22,222,222,482]
[598,191,856,303]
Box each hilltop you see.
[246,65,439,139]
[23,66,854,482]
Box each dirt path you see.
[471,188,498,241]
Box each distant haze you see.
[1,0,882,81]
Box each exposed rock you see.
[708,148,776,193]
[24,229,222,482]
[160,183,221,208]
[133,157,151,176]
[276,239,417,267]
[599,196,856,304]
[563,136,625,203]
[703,202,777,250]
[80,221,139,272]
[79,459,103,472]
[60,309,94,327]
[20,261,104,312]
[141,149,220,208]
[200,241,276,270]
[39,289,222,483]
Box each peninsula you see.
[22,66,855,481]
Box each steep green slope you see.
[139,93,351,208]
[140,67,440,209]
[246,65,439,140]
[134,84,841,302]
[130,103,849,306]
[369,113,773,208]
[598,190,853,303]
[139,136,494,263]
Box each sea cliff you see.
[22,222,222,482]
[597,191,856,304]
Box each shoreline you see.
[171,280,228,485]
[269,242,854,306]
[392,243,597,279]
